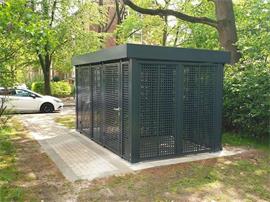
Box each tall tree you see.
[27,0,74,95]
[26,0,105,94]
[0,0,34,87]
[123,0,241,64]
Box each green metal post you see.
[130,59,140,163]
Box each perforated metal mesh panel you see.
[182,64,217,153]
[76,66,91,136]
[92,65,102,142]
[81,67,92,136]
[103,64,121,154]
[139,63,177,159]
[122,63,130,158]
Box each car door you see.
[12,89,40,112]
[1,89,18,112]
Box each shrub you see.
[31,81,72,97]
[51,81,71,97]
[223,60,270,138]
[31,81,44,94]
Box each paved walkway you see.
[19,107,245,182]
[19,108,132,181]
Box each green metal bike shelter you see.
[72,44,230,163]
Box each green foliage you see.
[52,2,107,74]
[0,0,35,87]
[31,81,44,94]
[25,74,43,89]
[236,0,270,61]
[51,81,72,97]
[223,60,270,138]
[116,0,171,45]
[117,0,219,48]
[222,132,269,151]
[32,81,72,97]
[222,0,270,138]
[173,0,219,49]
[0,0,106,91]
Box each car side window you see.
[15,90,31,97]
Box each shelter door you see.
[103,63,121,154]
[92,66,102,142]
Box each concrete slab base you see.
[19,109,246,182]
[129,147,245,171]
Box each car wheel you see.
[40,103,54,113]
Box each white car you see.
[0,88,64,113]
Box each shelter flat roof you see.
[72,44,230,66]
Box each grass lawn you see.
[78,146,269,201]
[54,115,75,129]
[1,116,269,201]
[0,120,30,201]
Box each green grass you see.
[54,115,75,129]
[222,132,270,151]
[78,151,270,201]
[0,123,25,201]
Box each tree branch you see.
[49,0,57,27]
[127,28,141,38]
[114,0,122,24]
[123,0,218,28]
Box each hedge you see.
[31,81,72,97]
[31,82,44,94]
[223,60,270,138]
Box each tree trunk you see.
[43,54,51,95]
[42,67,51,95]
[38,53,51,95]
[215,0,241,64]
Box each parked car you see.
[0,88,64,113]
